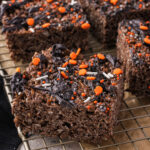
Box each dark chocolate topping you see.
[11,72,28,95]
[11,44,123,112]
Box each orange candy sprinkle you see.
[107,107,110,111]
[112,82,117,86]
[70,8,74,11]
[22,75,26,79]
[94,101,98,104]
[52,4,57,9]
[42,4,46,7]
[71,97,75,100]
[113,68,123,75]
[136,43,142,47]
[61,71,68,79]
[72,16,76,20]
[80,21,84,24]
[70,52,77,60]
[128,26,131,30]
[140,25,148,30]
[81,23,91,30]
[27,18,34,26]
[62,62,68,67]
[69,59,77,65]
[144,37,150,44]
[42,81,46,84]
[81,93,86,97]
[97,53,105,60]
[42,23,50,28]
[78,15,82,19]
[110,0,118,5]
[11,0,15,3]
[46,12,50,15]
[94,86,103,96]
[39,7,44,11]
[58,7,66,13]
[37,71,42,76]
[86,105,91,110]
[100,79,104,83]
[26,3,30,7]
[78,69,87,76]
[69,48,81,60]
[86,76,96,80]
[72,20,76,24]
[46,0,53,3]
[32,57,40,66]
[16,67,21,72]
[76,48,81,56]
[73,92,77,95]
[139,3,142,8]
[79,64,88,69]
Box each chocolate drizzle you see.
[30,86,74,108]
[11,72,28,95]
[52,44,68,57]
[51,44,69,64]
[0,0,30,17]
[37,54,48,69]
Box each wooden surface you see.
[1,32,150,150]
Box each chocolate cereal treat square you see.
[11,44,124,144]
[1,0,90,62]
[117,19,150,97]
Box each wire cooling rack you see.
[0,32,150,150]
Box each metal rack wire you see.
[0,34,150,150]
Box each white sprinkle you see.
[103,72,110,79]
[70,0,77,5]
[18,92,21,95]
[108,73,114,78]
[84,97,91,103]
[29,28,35,33]
[42,83,51,87]
[16,79,20,82]
[86,72,98,75]
[47,16,50,19]
[36,75,48,81]
[57,67,66,71]
[2,1,7,4]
